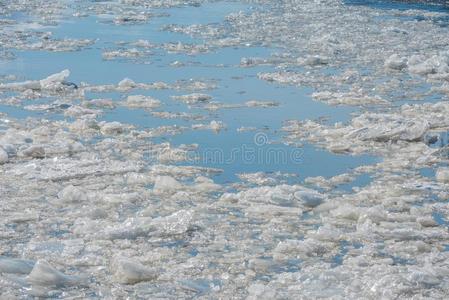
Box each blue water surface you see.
[0,1,380,186]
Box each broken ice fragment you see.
[39,70,70,89]
[100,121,127,135]
[112,258,158,284]
[0,70,72,92]
[0,257,35,274]
[104,209,195,240]
[153,176,183,193]
[436,168,449,183]
[117,78,137,91]
[27,260,86,287]
[385,54,407,70]
[58,185,88,203]
[294,190,325,208]
[172,93,212,104]
[0,147,8,164]
[19,145,45,159]
[126,95,161,109]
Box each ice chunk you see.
[237,126,257,132]
[408,54,449,76]
[209,120,225,132]
[27,260,85,287]
[103,48,148,60]
[117,78,137,91]
[126,95,161,109]
[193,176,221,192]
[192,120,226,132]
[0,147,8,164]
[151,210,195,236]
[153,176,183,192]
[7,211,39,223]
[0,129,29,145]
[245,204,302,217]
[172,93,212,104]
[245,100,279,108]
[132,39,155,48]
[100,121,126,135]
[300,55,329,66]
[416,216,437,227]
[84,98,115,109]
[0,79,40,91]
[19,145,45,159]
[58,185,88,203]
[312,91,388,106]
[39,69,70,90]
[330,204,361,220]
[0,70,70,91]
[385,54,407,70]
[305,173,355,190]
[352,115,430,142]
[104,209,195,240]
[247,283,277,299]
[64,105,100,118]
[436,168,449,183]
[112,258,158,284]
[273,238,332,261]
[294,190,325,207]
[163,42,210,55]
[0,257,35,274]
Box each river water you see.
[1,0,449,298]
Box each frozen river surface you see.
[1,0,449,298]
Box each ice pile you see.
[2,0,449,298]
[125,95,161,109]
[0,70,72,92]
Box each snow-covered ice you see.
[2,0,449,298]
